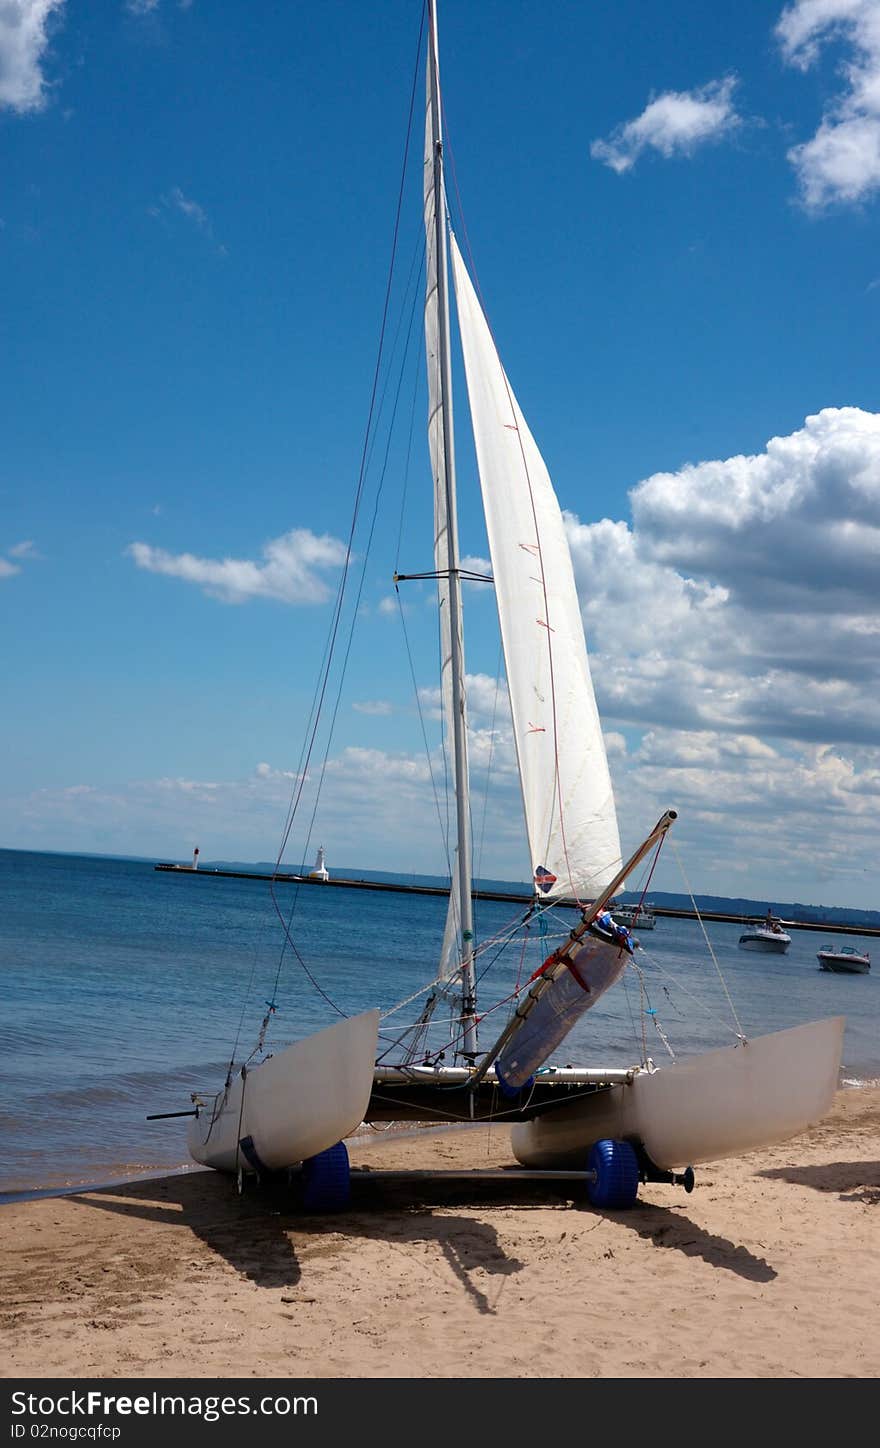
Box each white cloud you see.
[460,553,492,580]
[127,528,348,604]
[591,77,741,174]
[0,1,64,113]
[565,407,880,752]
[609,729,880,901]
[418,671,511,725]
[166,185,209,231]
[1,540,40,578]
[152,186,226,252]
[352,700,393,716]
[778,0,880,206]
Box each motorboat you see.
[611,901,656,930]
[817,945,870,974]
[739,919,791,953]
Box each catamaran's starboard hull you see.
[187,1008,380,1173]
[509,1016,845,1172]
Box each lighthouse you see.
[308,846,329,882]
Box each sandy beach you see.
[2,1086,878,1380]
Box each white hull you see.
[739,929,790,953]
[611,910,655,930]
[818,952,870,975]
[510,1016,845,1171]
[187,1008,380,1173]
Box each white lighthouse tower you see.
[308,846,329,882]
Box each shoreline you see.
[0,1121,493,1206]
[2,1086,878,1379]
[3,1076,879,1205]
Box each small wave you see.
[13,1059,231,1112]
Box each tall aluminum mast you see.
[426,0,477,1057]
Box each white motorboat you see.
[184,1,844,1212]
[611,902,657,930]
[817,945,870,974]
[739,919,791,953]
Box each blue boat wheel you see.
[301,1141,351,1212]
[586,1138,640,1209]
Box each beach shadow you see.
[65,1168,537,1308]
[67,1172,303,1289]
[310,1207,522,1316]
[610,1201,778,1282]
[348,1174,776,1288]
[759,1160,880,1206]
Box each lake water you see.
[1,848,877,1193]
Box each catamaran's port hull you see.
[509,1016,845,1172]
[187,1009,380,1173]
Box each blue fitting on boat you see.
[494,1058,535,1098]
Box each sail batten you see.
[449,234,622,901]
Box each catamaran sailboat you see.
[185,1,844,1211]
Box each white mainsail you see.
[449,234,622,902]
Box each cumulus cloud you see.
[610,729,880,900]
[590,77,741,173]
[127,528,348,604]
[0,1,63,113]
[418,672,511,726]
[778,0,880,207]
[565,407,880,752]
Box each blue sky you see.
[2,0,879,908]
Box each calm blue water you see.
[1,849,877,1193]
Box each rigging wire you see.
[473,643,504,888]
[287,241,427,918]
[395,591,456,882]
[670,838,746,1041]
[251,5,428,1044]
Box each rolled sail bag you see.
[494,930,631,1090]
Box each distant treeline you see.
[617,890,880,927]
